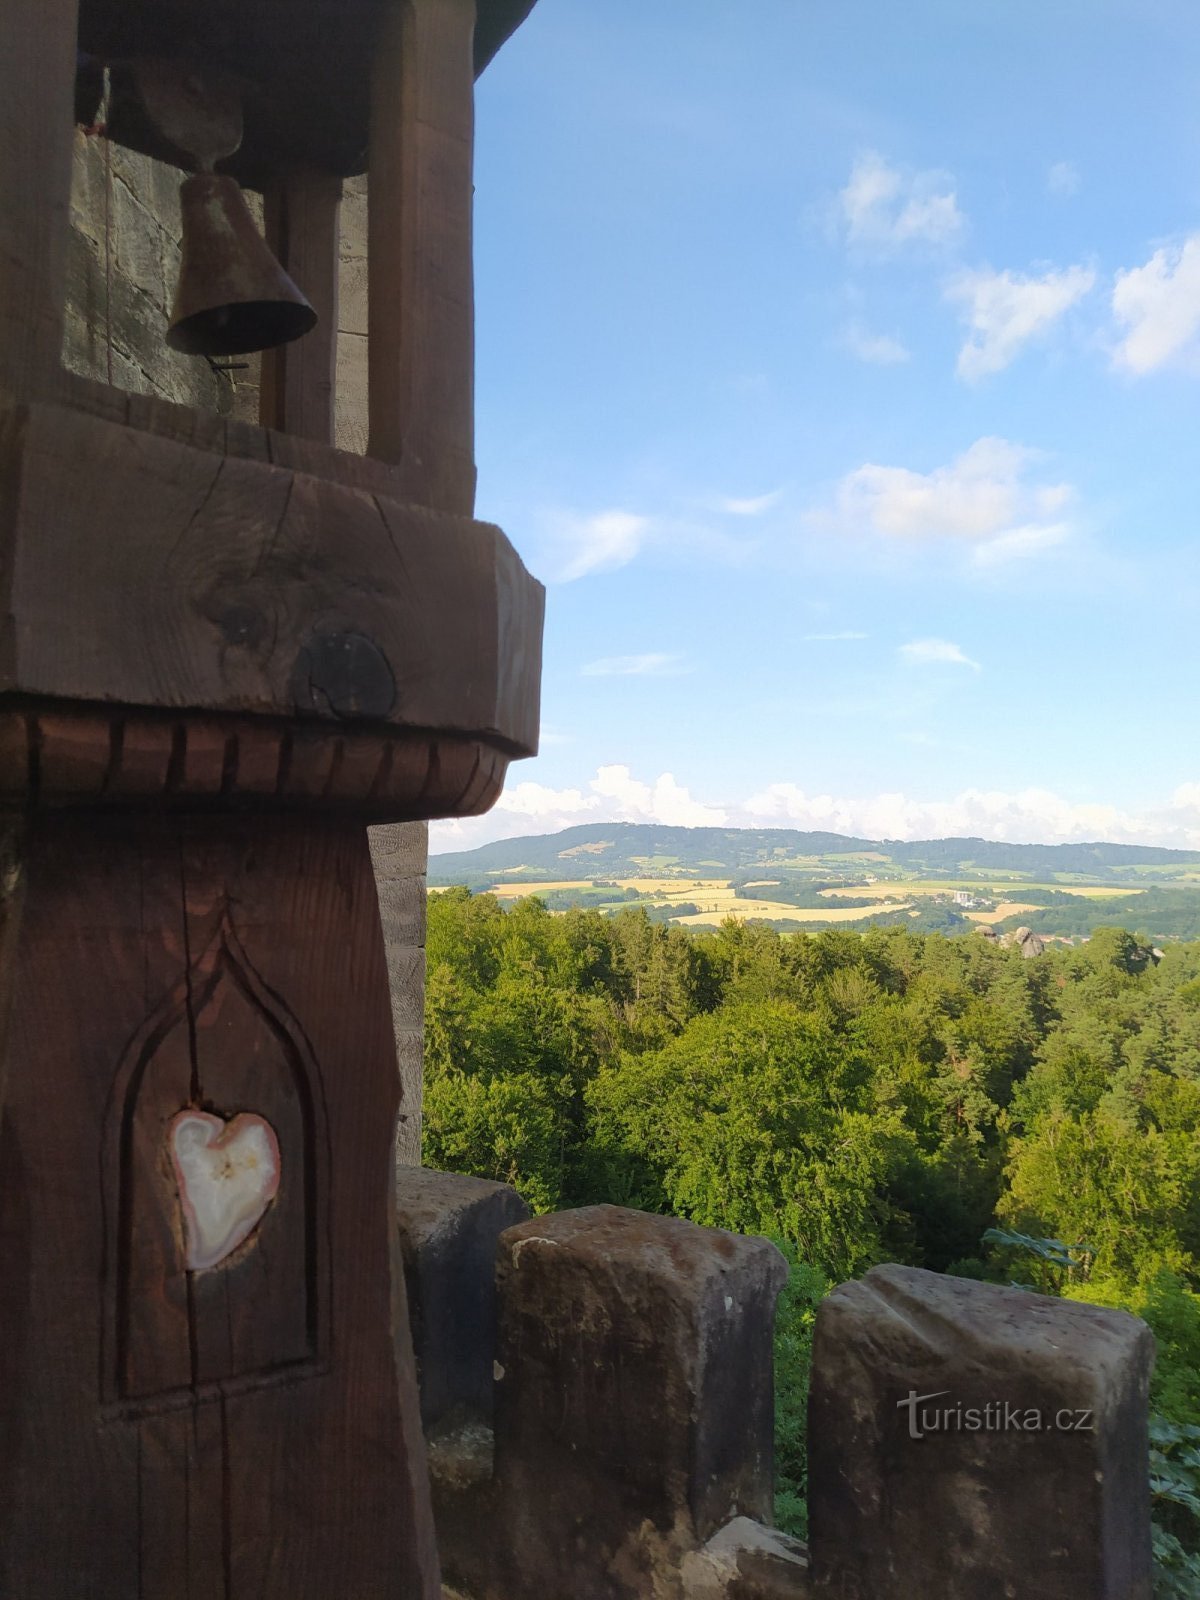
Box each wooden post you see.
[368,0,478,513]
[0,2,543,1592]
[260,174,343,442]
[0,810,441,1596]
[0,0,80,399]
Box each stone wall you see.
[64,130,262,418]
[63,138,427,1161]
[397,1171,1156,1600]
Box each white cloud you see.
[1047,161,1080,197]
[818,436,1075,564]
[899,638,980,670]
[717,489,784,517]
[843,322,911,365]
[429,764,728,852]
[739,783,1175,846]
[1112,235,1200,373]
[495,780,594,820]
[581,653,687,678]
[804,630,869,641]
[946,264,1095,380]
[550,509,653,581]
[590,765,728,827]
[839,151,964,250]
[431,767,1200,853]
[541,504,756,582]
[970,521,1072,567]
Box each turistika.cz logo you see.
[897,1390,1095,1441]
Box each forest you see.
[423,890,1200,1592]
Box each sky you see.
[433,0,1200,854]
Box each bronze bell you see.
[167,173,317,357]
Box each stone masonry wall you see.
[64,139,427,1161]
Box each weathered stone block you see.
[111,174,169,305]
[807,1264,1155,1600]
[335,330,370,454]
[395,1167,530,1429]
[340,174,370,260]
[682,1519,812,1599]
[427,1418,499,1600]
[393,1030,424,1165]
[340,254,370,337]
[374,877,427,948]
[494,1205,789,1599]
[370,819,430,881]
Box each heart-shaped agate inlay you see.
[169,1111,281,1272]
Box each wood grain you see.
[0,0,80,399]
[0,708,512,821]
[260,175,343,444]
[0,811,440,1596]
[76,0,535,186]
[369,0,478,513]
[1,400,542,755]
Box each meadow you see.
[454,871,1146,931]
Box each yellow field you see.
[965,902,1039,925]
[469,877,910,925]
[673,902,911,927]
[485,878,616,897]
[817,881,1143,901]
[433,875,1144,930]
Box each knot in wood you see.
[290,630,396,720]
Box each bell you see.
[167,173,317,357]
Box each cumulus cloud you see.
[947,264,1095,380]
[899,638,981,670]
[817,436,1075,564]
[1112,235,1200,373]
[581,653,687,678]
[843,322,911,365]
[431,767,1200,853]
[550,509,653,581]
[838,151,964,250]
[738,783,1176,846]
[590,765,727,826]
[429,764,729,852]
[1047,161,1080,197]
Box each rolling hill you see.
[428,823,1200,886]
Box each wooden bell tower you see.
[0,2,542,1595]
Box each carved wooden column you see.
[370,0,478,513]
[0,1,543,1594]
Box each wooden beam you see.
[1,400,543,754]
[368,0,477,514]
[260,174,343,444]
[0,0,80,399]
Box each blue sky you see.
[433,0,1200,853]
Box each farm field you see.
[427,824,1200,941]
[813,881,1143,901]
[456,875,911,923]
[965,902,1040,925]
[672,902,910,927]
[434,873,1149,929]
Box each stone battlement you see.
[397,1168,1154,1600]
